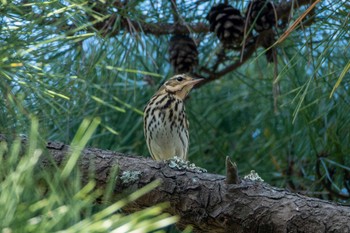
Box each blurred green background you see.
[1,0,349,206]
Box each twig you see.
[195,40,257,88]
[316,157,350,199]
[226,156,240,184]
[170,0,180,23]
[119,20,209,36]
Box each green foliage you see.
[0,0,349,206]
[0,118,177,232]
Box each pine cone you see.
[168,35,198,74]
[246,0,276,32]
[206,4,248,48]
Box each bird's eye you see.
[176,76,184,82]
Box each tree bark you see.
[42,141,350,233]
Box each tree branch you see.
[93,0,316,36]
[40,140,350,233]
[120,20,209,35]
[195,41,257,88]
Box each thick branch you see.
[41,141,350,233]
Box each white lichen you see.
[168,156,207,173]
[120,170,142,184]
[244,170,264,182]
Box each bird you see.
[143,74,203,161]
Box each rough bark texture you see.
[40,141,350,233]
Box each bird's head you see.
[159,74,203,100]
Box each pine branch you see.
[120,20,208,35]
[29,0,317,87]
[92,0,316,36]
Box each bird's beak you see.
[186,78,203,87]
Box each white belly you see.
[149,119,188,160]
